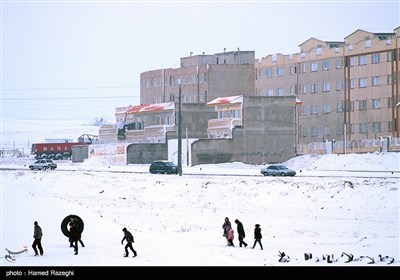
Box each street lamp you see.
[177,79,182,176]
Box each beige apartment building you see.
[140,50,255,105]
[255,27,400,146]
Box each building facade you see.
[255,27,400,145]
[140,50,255,105]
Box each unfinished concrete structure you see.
[191,96,297,165]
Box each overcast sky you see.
[1,0,399,124]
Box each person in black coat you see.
[234,219,248,248]
[252,224,263,250]
[69,222,79,255]
[69,218,85,248]
[121,228,137,257]
[32,221,44,256]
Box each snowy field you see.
[0,121,399,268]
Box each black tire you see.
[42,166,47,171]
[263,172,268,176]
[281,172,285,176]
[61,215,84,238]
[30,166,34,170]
[166,170,171,174]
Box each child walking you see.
[252,224,263,250]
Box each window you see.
[311,105,318,115]
[324,126,331,136]
[388,51,393,62]
[277,67,284,76]
[336,81,342,91]
[204,90,208,102]
[372,76,380,86]
[323,83,330,92]
[257,69,262,79]
[290,65,297,74]
[278,88,284,96]
[365,38,371,48]
[388,121,393,132]
[350,123,355,134]
[302,106,307,115]
[373,122,381,132]
[371,53,380,64]
[359,100,367,110]
[204,72,208,82]
[350,79,355,89]
[349,57,356,66]
[372,99,381,109]
[359,78,368,88]
[323,104,331,114]
[359,123,368,133]
[336,124,343,135]
[336,58,343,69]
[302,85,307,94]
[322,60,330,70]
[266,67,273,77]
[267,89,274,96]
[359,55,367,65]
[311,84,318,93]
[311,62,318,72]
[311,127,318,137]
[387,74,393,85]
[336,102,342,113]
[289,86,295,95]
[302,127,307,137]
[350,101,354,111]
[302,63,307,73]
[388,97,393,108]
[316,46,322,56]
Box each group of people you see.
[222,217,263,250]
[32,220,138,257]
[33,217,260,258]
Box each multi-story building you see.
[256,27,400,146]
[140,50,255,105]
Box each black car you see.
[149,161,178,174]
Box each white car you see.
[29,159,57,170]
[260,164,296,177]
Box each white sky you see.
[1,0,399,124]
[0,123,399,268]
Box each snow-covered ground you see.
[0,122,399,268]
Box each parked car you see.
[149,161,178,174]
[29,159,57,170]
[260,164,296,177]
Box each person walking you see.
[234,219,248,248]
[69,222,79,255]
[227,227,235,246]
[32,221,44,256]
[121,227,137,257]
[252,224,263,250]
[69,218,85,248]
[222,217,232,245]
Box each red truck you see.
[31,134,97,160]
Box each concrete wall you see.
[126,143,168,164]
[191,96,297,165]
[72,145,89,163]
[168,103,217,139]
[126,103,216,164]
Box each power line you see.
[2,95,139,100]
[2,85,139,91]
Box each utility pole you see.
[177,82,182,176]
